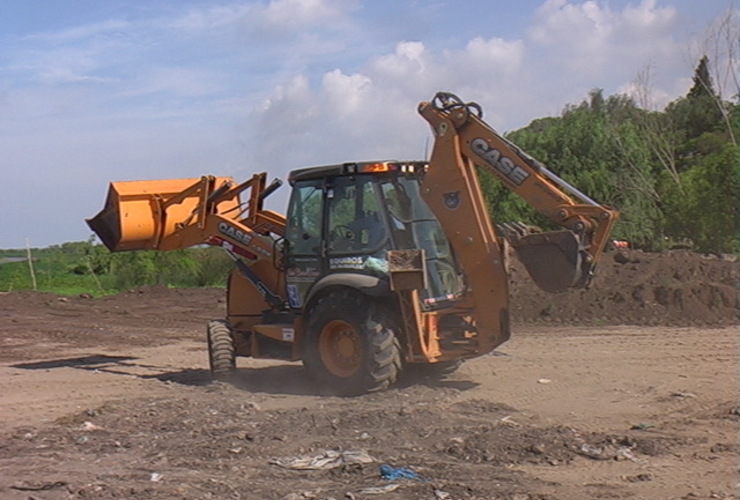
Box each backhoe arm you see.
[418,92,619,292]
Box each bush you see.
[661,144,739,253]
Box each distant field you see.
[0,242,231,296]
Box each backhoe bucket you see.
[509,230,589,293]
[87,177,237,252]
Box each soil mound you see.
[510,249,737,326]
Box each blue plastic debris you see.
[379,464,421,481]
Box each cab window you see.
[328,176,387,254]
[285,180,323,255]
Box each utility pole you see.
[26,238,37,290]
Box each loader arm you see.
[418,92,619,293]
[88,173,286,254]
[87,173,287,305]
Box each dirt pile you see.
[510,249,737,326]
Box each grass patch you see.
[0,241,231,296]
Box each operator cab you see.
[284,161,464,310]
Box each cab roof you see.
[288,161,427,184]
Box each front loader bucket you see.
[509,230,589,293]
[87,177,237,252]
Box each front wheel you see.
[207,320,236,380]
[304,290,401,396]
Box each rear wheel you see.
[207,320,236,380]
[304,290,401,396]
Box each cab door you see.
[325,175,389,273]
[284,179,325,309]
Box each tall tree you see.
[668,56,725,144]
[688,55,717,100]
[701,5,739,145]
[489,90,661,247]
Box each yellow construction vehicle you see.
[88,92,618,395]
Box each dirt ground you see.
[0,249,736,500]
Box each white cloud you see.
[529,0,679,76]
[530,0,613,46]
[263,0,357,29]
[170,0,358,39]
[250,31,529,148]
[247,35,533,173]
[520,0,692,113]
[260,74,314,113]
[463,37,524,75]
[253,75,321,170]
[622,0,676,32]
[373,41,426,73]
[0,1,723,248]
[322,69,372,117]
[246,0,706,182]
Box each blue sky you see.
[0,0,734,248]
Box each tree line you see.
[483,55,738,254]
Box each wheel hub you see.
[319,320,362,378]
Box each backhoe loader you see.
[88,92,618,395]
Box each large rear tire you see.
[207,320,236,380]
[304,290,401,396]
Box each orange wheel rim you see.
[319,319,362,377]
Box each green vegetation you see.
[0,239,233,296]
[490,55,738,253]
[2,56,737,296]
